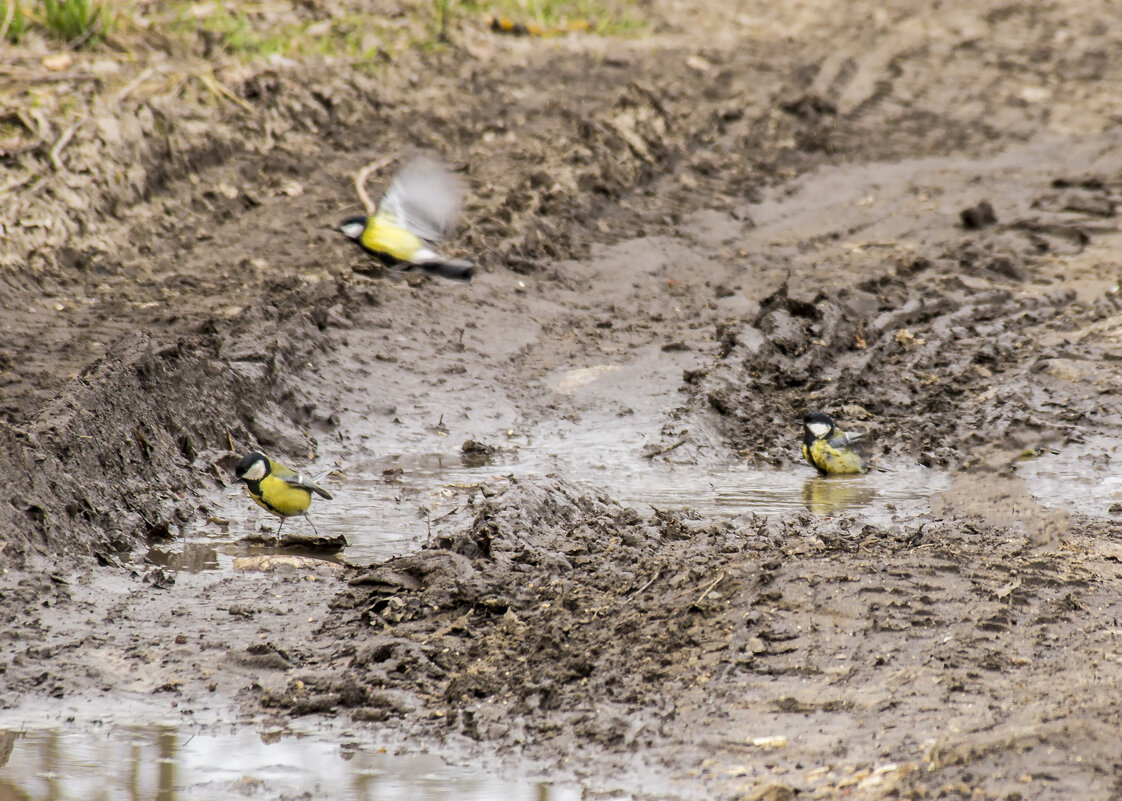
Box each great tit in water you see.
[801,411,868,475]
[235,452,333,536]
[339,157,475,282]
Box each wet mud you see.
[4,0,1122,798]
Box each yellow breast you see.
[251,475,313,517]
[362,214,425,262]
[803,440,865,475]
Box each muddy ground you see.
[4,0,1122,797]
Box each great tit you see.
[801,411,868,475]
[235,451,333,536]
[339,157,475,282]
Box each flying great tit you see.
[339,157,475,282]
[801,411,868,475]
[235,451,333,536]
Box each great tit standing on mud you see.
[235,452,333,536]
[801,411,868,475]
[339,157,475,282]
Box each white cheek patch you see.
[340,221,365,240]
[807,422,831,439]
[243,461,267,481]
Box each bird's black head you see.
[339,216,368,243]
[802,411,836,445]
[235,451,270,483]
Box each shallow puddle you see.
[1015,438,1122,517]
[169,421,950,567]
[0,725,578,801]
[159,425,1122,571]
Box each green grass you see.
[151,0,644,67]
[463,0,646,35]
[42,0,106,45]
[0,0,28,43]
[166,2,396,63]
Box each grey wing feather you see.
[378,157,463,244]
[832,429,873,455]
[281,471,334,500]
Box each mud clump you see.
[264,478,981,753]
[286,478,774,745]
[960,200,998,229]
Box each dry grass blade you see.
[0,171,36,196]
[354,155,393,215]
[49,119,80,170]
[195,70,255,114]
[112,65,156,106]
[690,571,725,609]
[0,67,102,84]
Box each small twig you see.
[113,65,156,106]
[354,155,394,215]
[195,71,255,114]
[643,439,687,459]
[49,120,81,171]
[66,15,103,50]
[0,69,102,83]
[432,506,460,523]
[15,172,48,202]
[628,569,663,602]
[0,171,35,197]
[690,571,726,609]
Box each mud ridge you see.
[0,275,365,564]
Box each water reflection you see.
[801,476,876,516]
[145,542,219,573]
[0,726,579,801]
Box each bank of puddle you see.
[0,724,577,801]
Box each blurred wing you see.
[833,429,874,458]
[377,157,463,244]
[280,472,333,500]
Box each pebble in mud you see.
[960,200,997,229]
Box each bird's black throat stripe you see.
[244,478,286,517]
[353,239,401,268]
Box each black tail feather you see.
[411,259,475,282]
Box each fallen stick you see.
[49,120,80,171]
[354,155,394,214]
[690,571,725,609]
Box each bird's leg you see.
[305,514,320,536]
[276,517,285,538]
